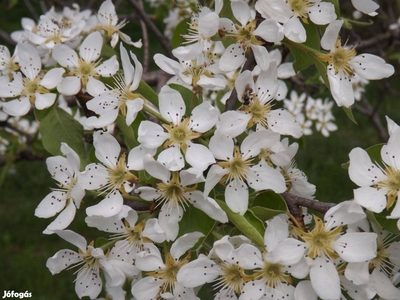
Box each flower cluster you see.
[1,0,400,299]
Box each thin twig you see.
[127,0,173,58]
[138,0,150,73]
[23,0,40,21]
[0,29,16,46]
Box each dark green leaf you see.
[216,200,265,247]
[252,190,288,211]
[136,80,159,107]
[178,206,216,237]
[367,210,400,234]
[115,114,137,150]
[39,106,85,161]
[171,19,190,49]
[244,210,265,236]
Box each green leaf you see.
[250,206,286,223]
[34,105,54,121]
[367,210,400,234]
[216,200,265,247]
[244,210,265,237]
[115,114,137,150]
[136,80,159,107]
[178,206,216,237]
[39,106,85,161]
[343,107,358,125]
[252,190,288,211]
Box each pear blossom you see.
[132,232,204,300]
[255,0,336,43]
[136,155,227,240]
[218,0,283,72]
[0,44,19,79]
[46,229,139,300]
[35,143,84,234]
[318,20,394,107]
[315,111,337,137]
[86,43,144,128]
[85,205,165,264]
[93,0,142,48]
[204,130,287,215]
[26,15,85,49]
[52,31,119,96]
[349,126,400,228]
[234,66,303,138]
[270,201,377,299]
[0,43,64,116]
[80,131,139,218]
[137,85,218,172]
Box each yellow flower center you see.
[106,153,138,192]
[256,261,292,287]
[288,0,313,19]
[22,77,49,104]
[163,118,202,152]
[376,166,400,210]
[218,146,252,183]
[218,262,249,294]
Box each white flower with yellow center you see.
[93,0,142,48]
[204,130,286,215]
[0,43,64,116]
[255,0,336,43]
[132,232,204,300]
[177,235,254,299]
[136,155,228,241]
[35,143,85,234]
[86,43,144,128]
[218,0,283,72]
[47,229,138,300]
[138,85,218,172]
[52,31,119,96]
[318,20,394,107]
[269,201,377,299]
[349,128,400,228]
[80,131,139,218]
[86,205,166,264]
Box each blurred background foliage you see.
[0,0,400,299]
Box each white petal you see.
[204,164,228,197]
[251,44,270,72]
[95,55,119,77]
[353,186,386,213]
[241,130,280,159]
[127,145,156,171]
[35,93,56,110]
[43,201,76,234]
[216,110,251,138]
[230,243,263,269]
[264,214,289,251]
[52,44,79,68]
[46,156,74,185]
[231,0,250,26]
[80,31,103,62]
[177,256,221,287]
[138,120,168,148]
[324,200,366,228]
[1,97,31,116]
[18,43,41,79]
[351,0,379,16]
[253,19,284,43]
[159,204,182,241]
[143,154,171,182]
[159,85,185,125]
[268,108,303,138]
[351,54,394,80]
[309,257,341,299]
[265,238,306,265]
[294,280,318,300]
[284,16,306,43]
[189,101,219,133]
[126,98,144,126]
[344,262,370,285]
[235,70,255,104]
[86,191,124,217]
[157,146,185,171]
[80,163,108,190]
[75,268,102,299]
[136,186,161,201]
[199,12,220,37]
[188,191,228,223]
[308,2,336,25]
[334,232,377,262]
[93,131,121,168]
[219,43,246,72]
[248,161,286,192]
[154,53,182,75]
[209,130,234,160]
[171,232,204,260]
[321,20,344,51]
[0,73,23,98]
[327,67,354,107]
[35,191,67,218]
[40,68,65,89]
[185,142,215,171]
[46,249,81,275]
[53,229,87,251]
[349,147,385,186]
[370,268,400,299]
[57,76,81,96]
[131,277,163,300]
[225,178,248,215]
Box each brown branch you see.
[224,48,257,111]
[280,192,336,228]
[0,29,16,46]
[127,0,173,58]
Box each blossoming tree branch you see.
[1,0,400,299]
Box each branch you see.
[280,192,336,228]
[127,0,174,58]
